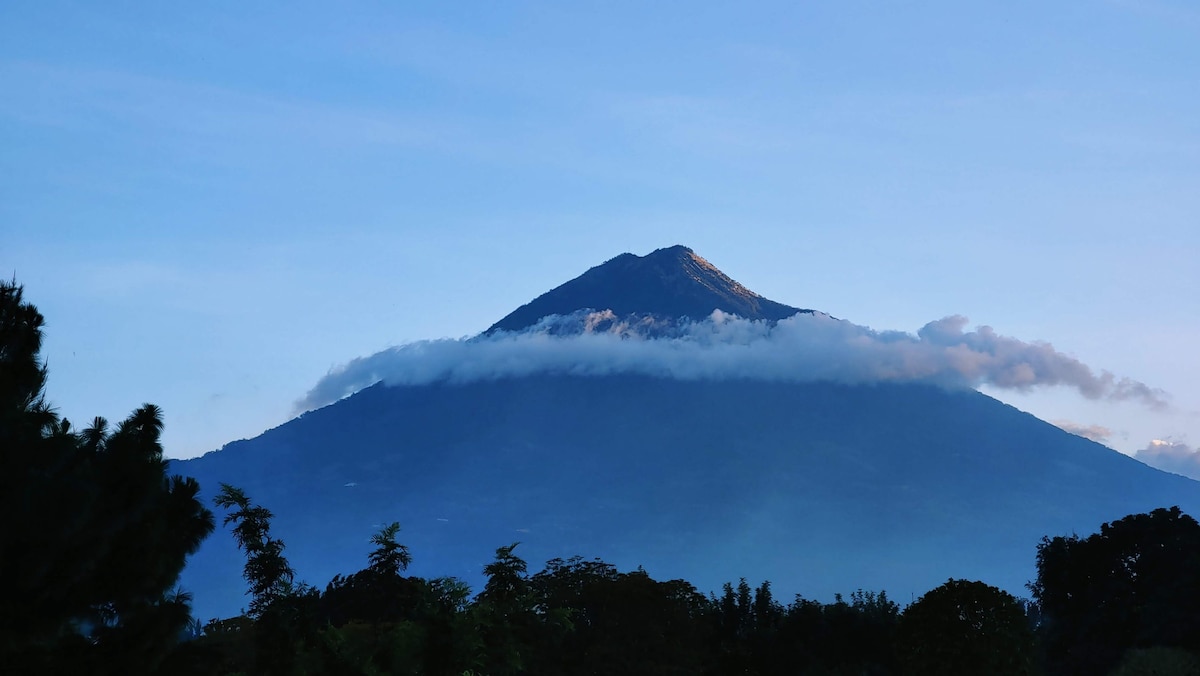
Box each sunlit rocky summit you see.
[176,246,1200,621]
[488,245,808,335]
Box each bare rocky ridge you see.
[487,245,809,334]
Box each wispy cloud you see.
[299,311,1169,413]
[1135,439,1200,480]
[1052,420,1114,444]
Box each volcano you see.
[488,245,808,333]
[175,246,1200,622]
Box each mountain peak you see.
[648,243,695,256]
[487,245,808,334]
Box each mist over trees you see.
[9,278,1200,675]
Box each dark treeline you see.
[8,280,1200,676]
[172,500,1200,676]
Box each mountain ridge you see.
[174,244,1199,623]
[487,245,809,334]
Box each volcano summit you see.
[177,246,1195,622]
[488,245,809,333]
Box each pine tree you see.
[1,281,215,673]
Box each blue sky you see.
[3,1,1197,460]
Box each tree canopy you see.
[1,281,215,674]
[1032,506,1200,675]
[896,578,1035,676]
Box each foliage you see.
[1031,506,1200,676]
[1110,647,1200,676]
[368,522,413,577]
[474,543,536,676]
[116,503,1200,675]
[213,484,296,617]
[0,281,215,674]
[784,589,901,675]
[895,578,1036,676]
[529,557,711,675]
[192,506,482,675]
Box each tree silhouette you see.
[769,589,899,674]
[368,521,412,576]
[475,543,535,675]
[1032,506,1200,675]
[321,521,420,626]
[213,483,295,617]
[1,281,214,673]
[896,579,1035,676]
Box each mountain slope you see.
[175,245,1199,621]
[488,245,807,333]
[178,375,1200,621]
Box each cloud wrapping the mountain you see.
[1135,440,1200,480]
[299,311,1168,412]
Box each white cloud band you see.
[299,311,1169,413]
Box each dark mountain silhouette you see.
[487,245,808,333]
[175,247,1200,622]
